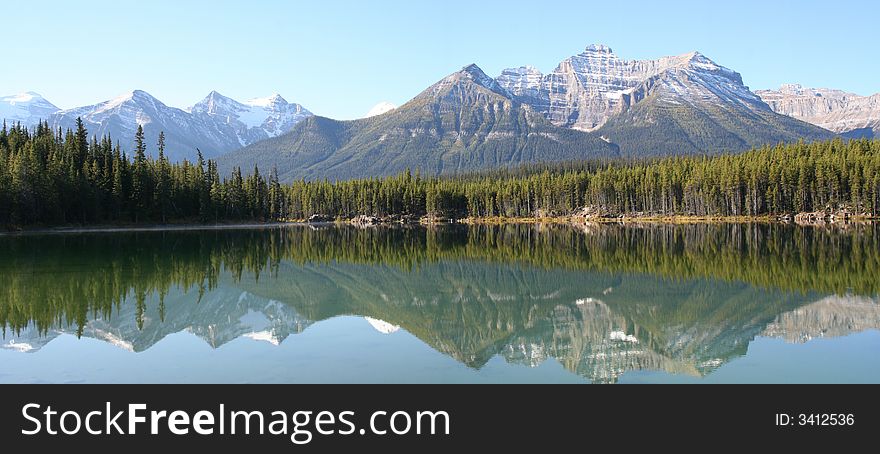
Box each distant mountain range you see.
[756,84,880,139]
[1,90,312,161]
[218,44,838,180]
[3,43,878,178]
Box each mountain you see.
[50,90,215,161]
[217,64,618,181]
[756,84,880,138]
[0,92,59,126]
[365,101,397,117]
[47,90,312,161]
[497,44,834,155]
[189,91,312,146]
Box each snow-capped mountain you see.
[498,44,774,131]
[364,101,397,117]
[2,89,315,162]
[0,92,59,126]
[496,44,832,155]
[46,90,312,161]
[756,84,880,138]
[189,91,312,146]
[50,90,213,161]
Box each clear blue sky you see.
[2,0,877,119]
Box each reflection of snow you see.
[588,350,646,359]
[243,331,281,346]
[2,340,34,352]
[365,317,400,334]
[609,330,638,343]
[576,297,601,306]
[92,329,135,352]
[699,358,724,369]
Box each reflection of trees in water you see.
[2,223,878,335]
[2,223,879,382]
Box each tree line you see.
[1,119,879,227]
[279,138,880,219]
[0,120,284,226]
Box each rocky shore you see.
[302,204,876,227]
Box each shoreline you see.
[0,221,305,236]
[456,215,860,225]
[3,214,876,235]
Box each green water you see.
[1,223,878,383]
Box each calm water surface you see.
[1,223,878,383]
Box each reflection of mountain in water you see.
[2,224,879,383]
[763,295,880,343]
[2,284,310,353]
[240,260,878,383]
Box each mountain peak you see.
[1,91,47,104]
[684,50,711,64]
[99,90,159,111]
[247,93,288,108]
[584,43,614,54]
[455,64,510,96]
[189,90,244,114]
[461,63,486,76]
[0,91,60,126]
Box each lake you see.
[1,223,878,383]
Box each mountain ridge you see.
[756,84,880,138]
[1,89,312,161]
[497,44,834,155]
[217,64,618,181]
[5,44,869,175]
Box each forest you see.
[1,119,878,227]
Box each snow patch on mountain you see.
[365,101,397,118]
[0,91,60,126]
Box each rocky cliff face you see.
[497,44,765,132]
[756,84,880,138]
[495,45,832,155]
